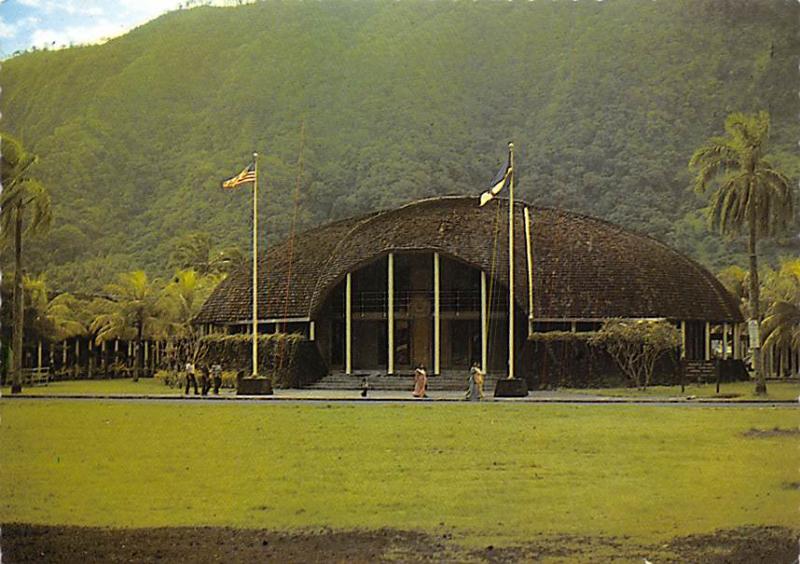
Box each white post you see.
[704,321,711,361]
[507,142,515,380]
[346,272,352,375]
[62,340,67,368]
[722,323,729,360]
[524,206,534,337]
[309,321,316,341]
[481,270,488,373]
[434,252,440,375]
[733,324,740,359]
[388,253,394,375]
[37,340,42,370]
[680,321,687,359]
[251,152,259,376]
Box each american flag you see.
[222,163,256,189]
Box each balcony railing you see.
[344,290,505,314]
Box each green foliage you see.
[1,1,798,290]
[169,232,243,276]
[761,258,800,350]
[154,368,238,389]
[0,134,52,247]
[689,111,794,238]
[590,319,681,390]
[197,333,304,387]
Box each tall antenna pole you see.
[508,141,515,380]
[252,151,259,376]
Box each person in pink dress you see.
[412,364,428,398]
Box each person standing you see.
[184,361,198,395]
[412,364,428,398]
[199,365,211,396]
[211,363,222,395]
[467,362,483,401]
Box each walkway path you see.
[3,389,797,407]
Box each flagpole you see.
[252,152,259,377]
[508,141,515,380]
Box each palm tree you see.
[690,111,794,394]
[170,232,243,276]
[45,291,90,375]
[91,271,165,381]
[1,134,52,393]
[762,259,800,376]
[162,269,217,366]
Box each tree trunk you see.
[134,320,143,382]
[11,204,24,394]
[88,338,94,379]
[748,208,766,395]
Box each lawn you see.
[1,400,797,552]
[1,378,209,396]
[561,380,800,401]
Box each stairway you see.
[304,370,503,392]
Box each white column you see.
[524,206,534,337]
[388,253,394,375]
[481,270,488,373]
[434,252,440,375]
[722,323,729,360]
[733,324,740,359]
[570,321,577,333]
[62,340,68,368]
[680,321,686,359]
[309,321,316,341]
[37,340,42,370]
[704,322,711,361]
[345,272,352,375]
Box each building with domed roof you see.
[194,197,745,387]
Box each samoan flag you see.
[479,150,512,206]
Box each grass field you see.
[561,380,800,401]
[1,379,182,396]
[1,400,797,552]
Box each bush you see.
[589,319,681,390]
[155,368,240,389]
[196,333,326,388]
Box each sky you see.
[0,0,232,57]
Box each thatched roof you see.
[195,197,742,324]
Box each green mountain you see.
[3,0,798,292]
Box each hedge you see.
[194,333,327,388]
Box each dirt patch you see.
[667,526,798,564]
[743,426,800,438]
[1,523,796,563]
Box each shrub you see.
[589,319,681,390]
[195,333,326,388]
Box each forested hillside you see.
[2,0,798,292]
